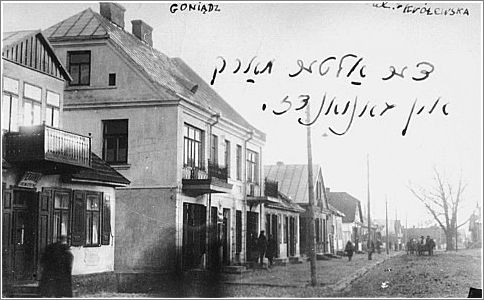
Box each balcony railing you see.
[182,160,228,182]
[4,124,91,169]
[264,178,279,198]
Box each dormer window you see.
[68,51,90,86]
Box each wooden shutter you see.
[101,194,111,245]
[71,190,86,246]
[2,189,13,280]
[38,188,53,256]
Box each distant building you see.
[326,189,364,251]
[373,219,404,250]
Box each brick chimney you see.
[131,20,153,47]
[100,2,126,29]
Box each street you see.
[81,249,482,298]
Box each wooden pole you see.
[306,104,318,286]
[386,197,389,255]
[367,154,372,260]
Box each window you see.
[46,91,60,127]
[53,191,70,243]
[2,77,19,131]
[68,51,90,86]
[210,134,218,164]
[85,193,100,246]
[184,124,204,168]
[224,140,231,177]
[109,73,116,86]
[236,145,242,180]
[315,219,320,243]
[246,149,259,183]
[23,83,42,126]
[103,119,128,164]
[284,216,288,243]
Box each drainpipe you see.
[206,112,220,269]
[243,129,254,262]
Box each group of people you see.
[406,235,436,256]
[254,231,277,267]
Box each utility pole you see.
[306,105,317,286]
[367,154,372,260]
[386,196,389,255]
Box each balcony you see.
[182,160,232,196]
[3,124,91,173]
[247,178,280,209]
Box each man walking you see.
[257,231,268,266]
[345,240,354,261]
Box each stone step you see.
[222,265,250,274]
[273,258,288,266]
[288,256,303,264]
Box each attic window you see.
[68,51,91,86]
[109,73,116,86]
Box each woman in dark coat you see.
[257,231,268,266]
[266,234,277,266]
[345,240,354,261]
[39,236,73,297]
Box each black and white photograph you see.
[1,1,482,298]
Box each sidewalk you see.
[81,251,404,298]
[223,251,403,290]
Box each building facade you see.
[2,30,129,295]
[264,162,332,255]
[43,3,266,274]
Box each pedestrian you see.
[266,234,276,267]
[39,235,73,297]
[257,231,268,266]
[345,240,354,261]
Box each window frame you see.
[85,192,101,247]
[236,145,242,180]
[68,51,91,86]
[246,149,259,183]
[22,82,42,127]
[102,119,129,164]
[210,134,218,164]
[45,90,60,127]
[52,190,71,244]
[224,140,231,178]
[183,123,204,169]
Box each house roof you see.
[265,191,305,213]
[327,191,363,224]
[43,8,264,139]
[2,30,72,81]
[328,204,345,217]
[264,164,320,204]
[70,153,130,186]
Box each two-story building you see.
[43,2,266,278]
[2,30,129,296]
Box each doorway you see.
[222,208,230,265]
[246,211,259,262]
[182,203,206,270]
[289,216,296,257]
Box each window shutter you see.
[2,189,13,280]
[38,188,53,255]
[71,190,85,246]
[101,194,111,245]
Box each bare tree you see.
[408,168,468,251]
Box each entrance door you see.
[182,203,206,270]
[11,190,37,281]
[271,215,278,257]
[222,208,230,265]
[289,216,295,257]
[3,189,13,282]
[246,211,259,262]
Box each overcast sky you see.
[2,1,482,228]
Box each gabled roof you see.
[265,191,305,213]
[69,153,130,187]
[328,204,345,218]
[2,30,72,81]
[43,8,264,138]
[327,191,363,224]
[264,164,321,204]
